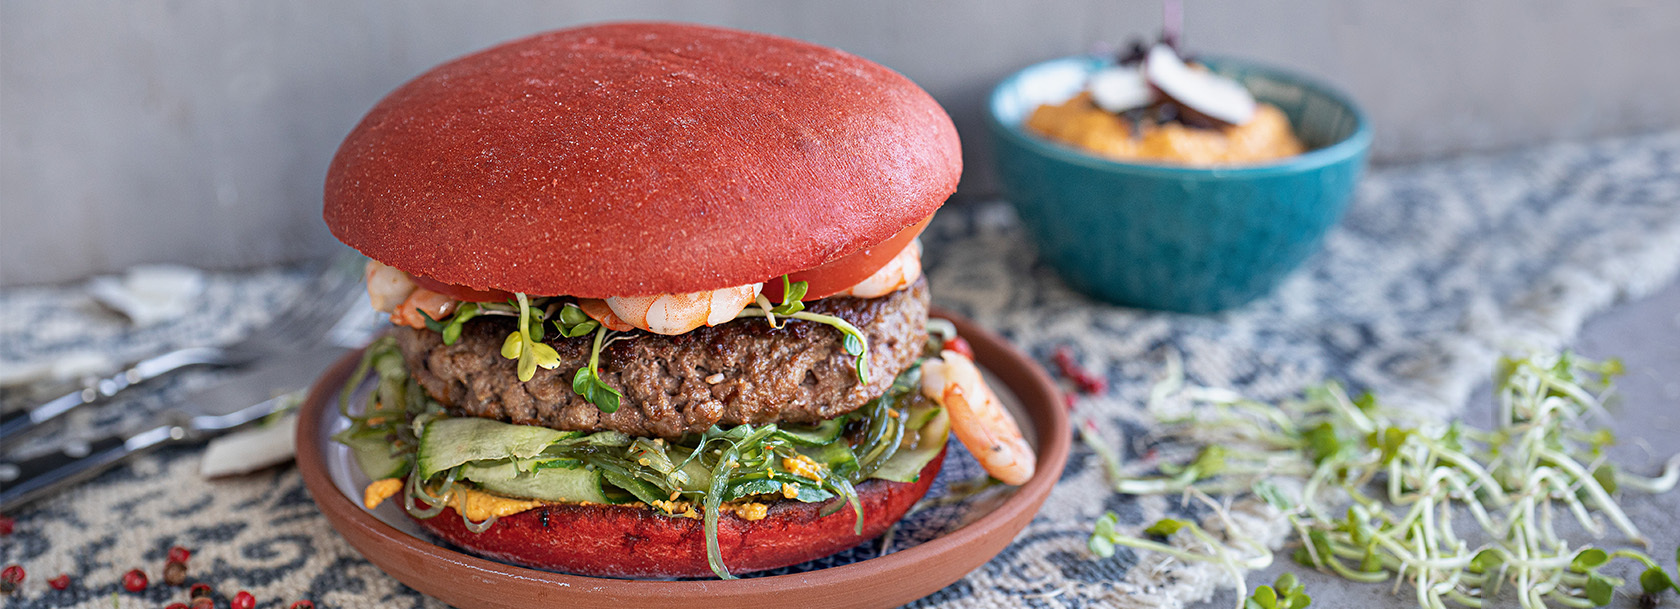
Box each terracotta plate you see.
[295,307,1069,609]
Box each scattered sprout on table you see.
[1080,351,1680,609]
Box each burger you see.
[322,21,1033,579]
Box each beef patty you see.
[394,279,929,438]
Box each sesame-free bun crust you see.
[411,446,944,578]
[324,22,961,298]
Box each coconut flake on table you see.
[1088,65,1154,113]
[87,264,206,327]
[1144,44,1256,126]
[200,410,300,478]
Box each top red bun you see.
[324,22,961,298]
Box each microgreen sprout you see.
[753,276,809,329]
[571,325,622,413]
[738,285,871,384]
[499,293,560,382]
[1248,573,1313,609]
[552,302,600,338]
[1089,497,1274,609]
[1086,351,1680,609]
[772,275,808,316]
[420,302,482,345]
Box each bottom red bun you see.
[412,446,946,578]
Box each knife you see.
[0,345,348,512]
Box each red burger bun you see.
[324,22,961,298]
[412,446,944,578]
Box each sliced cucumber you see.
[601,469,666,505]
[417,417,581,478]
[902,403,942,432]
[776,417,847,446]
[870,407,949,483]
[458,457,581,482]
[458,460,524,483]
[334,428,410,480]
[530,457,584,471]
[578,430,632,447]
[463,462,612,504]
[676,457,713,492]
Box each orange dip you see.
[1026,92,1304,165]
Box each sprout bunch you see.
[1084,352,1680,609]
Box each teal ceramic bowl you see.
[987,56,1371,313]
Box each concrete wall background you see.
[4,1,1678,286]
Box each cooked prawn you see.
[591,283,763,335]
[835,239,922,299]
[576,298,637,332]
[921,349,1035,485]
[365,260,418,313]
[391,288,457,329]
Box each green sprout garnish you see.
[788,310,869,384]
[1080,351,1680,609]
[1110,444,1237,495]
[738,279,871,384]
[499,293,560,382]
[1253,479,1293,511]
[1246,573,1312,609]
[1088,510,1273,602]
[553,302,600,338]
[1143,517,1189,537]
[771,275,808,316]
[420,302,482,346]
[752,275,810,329]
[431,295,617,413]
[571,325,622,413]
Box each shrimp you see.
[391,288,457,329]
[590,283,764,335]
[921,349,1036,485]
[576,298,637,332]
[835,239,922,299]
[364,260,418,313]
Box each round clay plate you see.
[296,307,1069,609]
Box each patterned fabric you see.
[3,132,1678,608]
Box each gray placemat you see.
[3,131,1678,608]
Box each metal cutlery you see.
[0,257,366,443]
[0,344,351,511]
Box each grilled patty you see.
[394,279,929,438]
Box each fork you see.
[0,256,367,443]
[0,379,310,511]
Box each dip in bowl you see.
[988,55,1370,313]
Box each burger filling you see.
[338,256,954,579]
[393,280,930,438]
